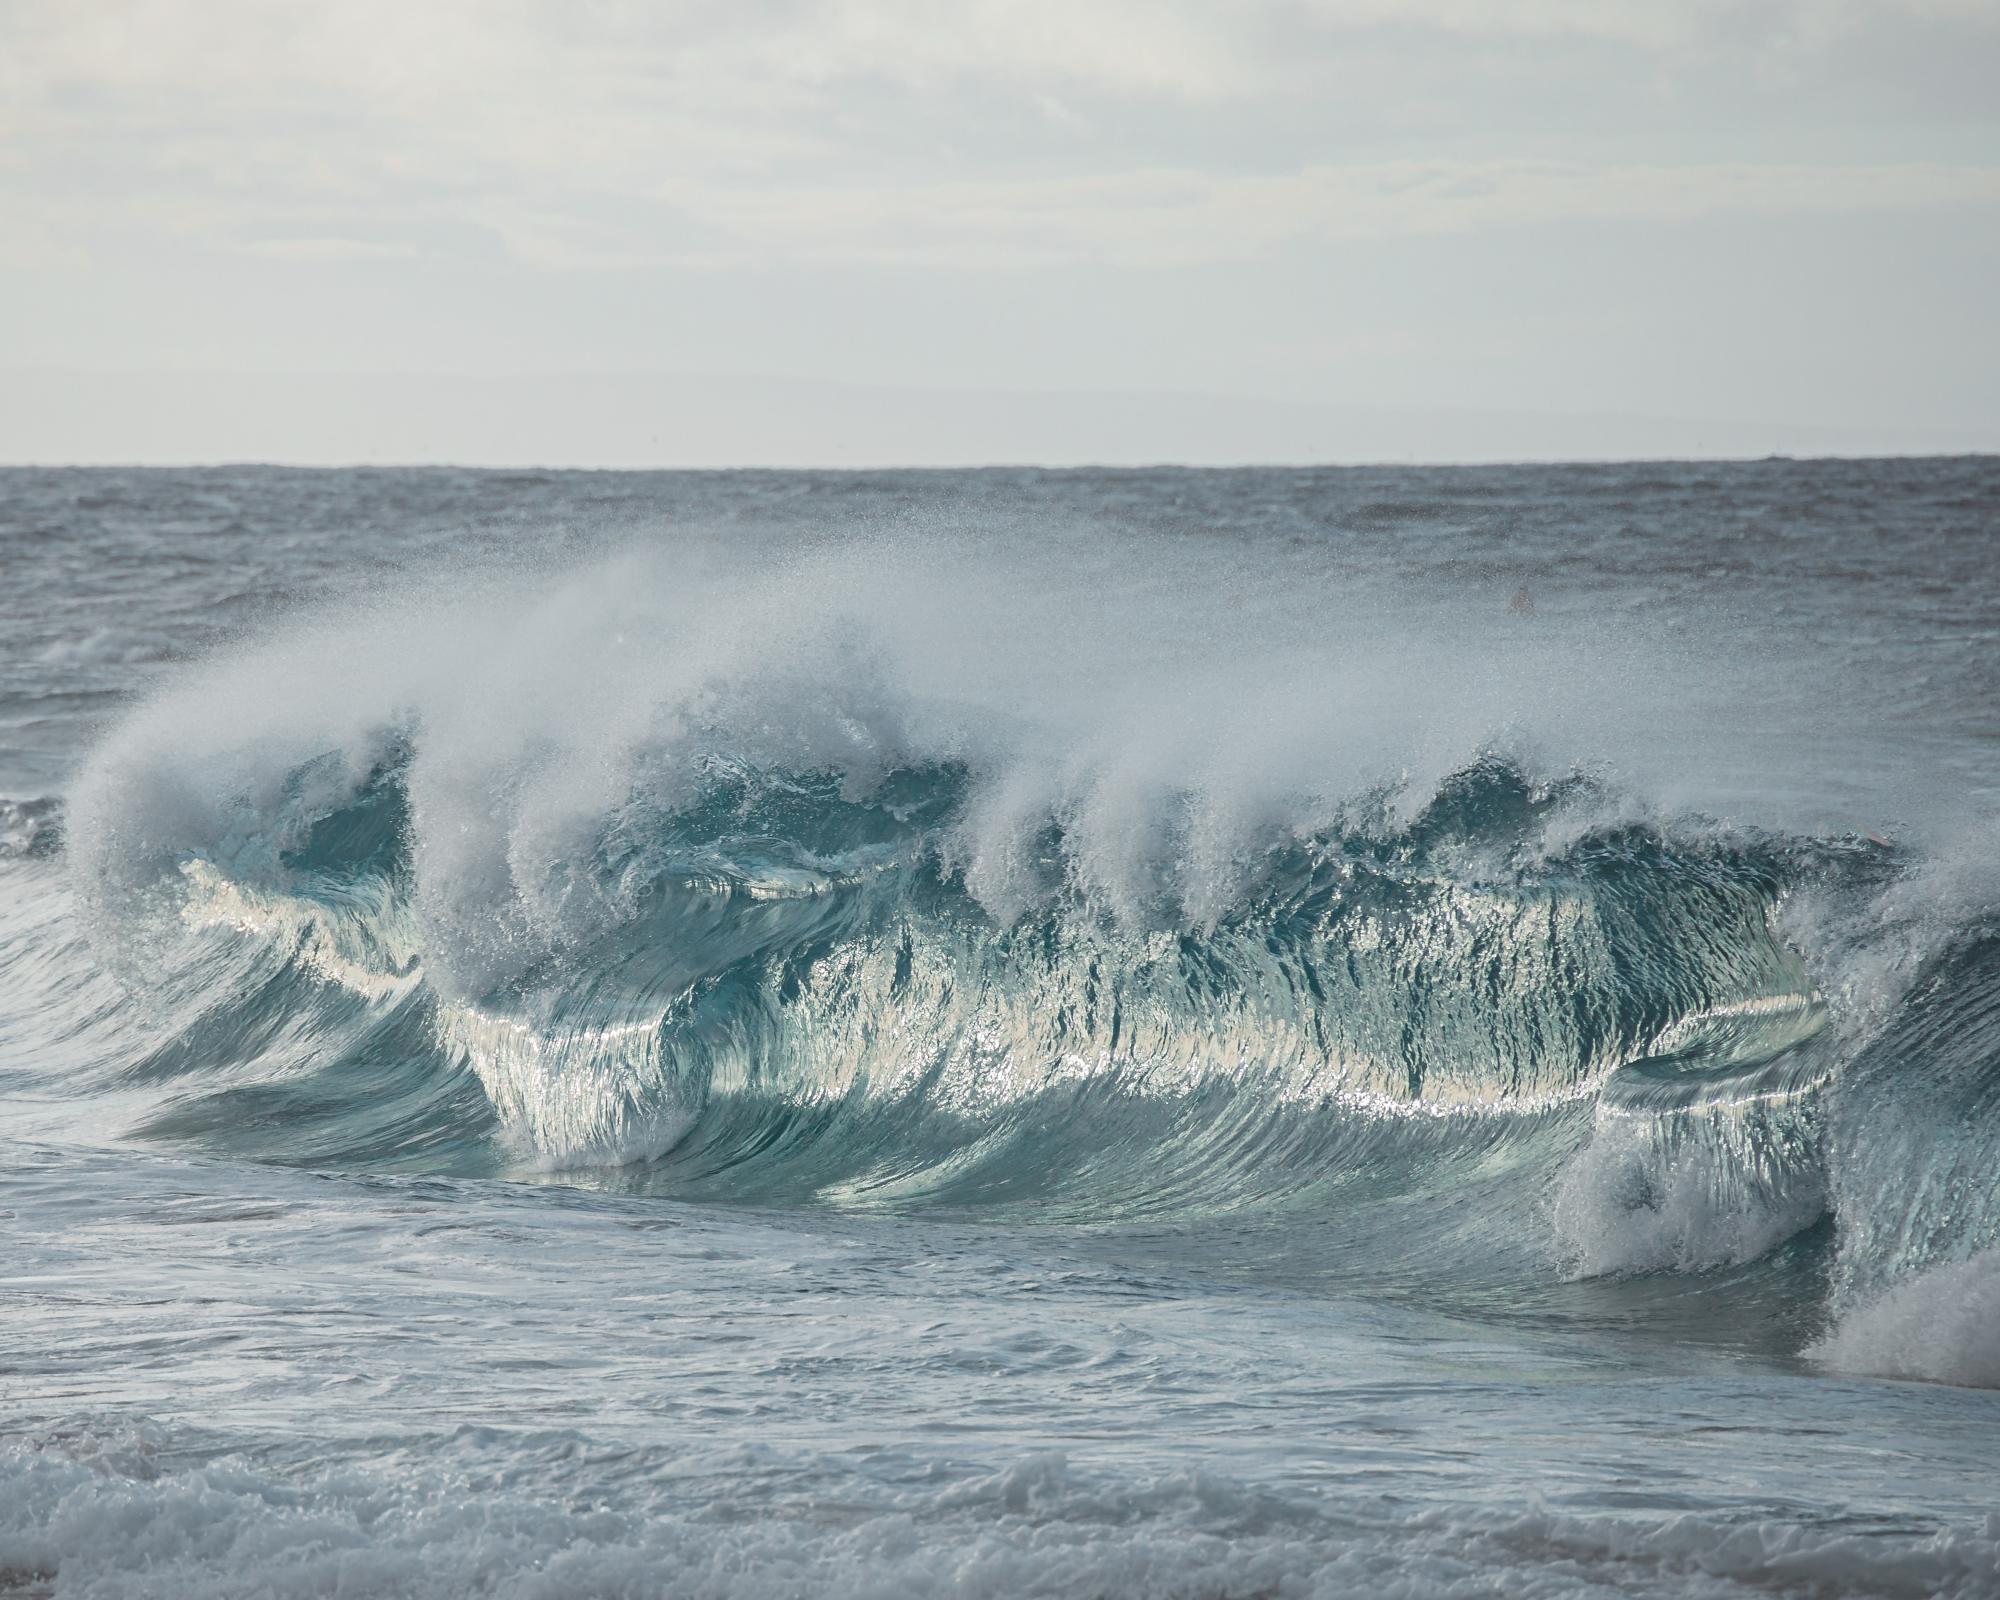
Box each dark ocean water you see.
[3,461,2000,1597]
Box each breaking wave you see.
[30,544,2000,1384]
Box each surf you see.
[1,534,1982,1387]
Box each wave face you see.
[103,750,1815,1193]
[24,520,1993,1390]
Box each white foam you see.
[1551,1112,1824,1278]
[5,1431,1996,1600]
[1810,1249,2000,1389]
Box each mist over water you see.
[4,462,2000,1598]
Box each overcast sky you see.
[4,1,1998,463]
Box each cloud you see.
[2,0,1996,272]
[660,159,2000,268]
[239,236,423,263]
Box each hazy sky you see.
[4,1,1998,462]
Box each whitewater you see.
[3,460,1999,1598]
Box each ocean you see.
[2,460,1998,1598]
